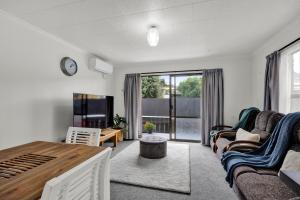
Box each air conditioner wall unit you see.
[89,56,113,74]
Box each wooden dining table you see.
[0,141,106,200]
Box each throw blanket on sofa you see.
[231,107,260,131]
[221,112,300,187]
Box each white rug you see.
[110,141,191,194]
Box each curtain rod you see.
[141,69,203,75]
[278,37,300,52]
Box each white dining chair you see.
[66,127,101,146]
[41,147,112,200]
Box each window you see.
[279,43,300,113]
[290,50,300,112]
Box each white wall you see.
[0,11,113,149]
[3,6,298,149]
[114,55,253,126]
[252,15,300,109]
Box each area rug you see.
[110,141,191,194]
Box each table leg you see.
[113,134,117,147]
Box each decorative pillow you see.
[280,150,300,171]
[235,128,260,142]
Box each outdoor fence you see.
[142,97,200,133]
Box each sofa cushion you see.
[233,166,256,180]
[251,129,269,142]
[215,138,231,159]
[254,111,274,131]
[252,111,284,142]
[234,166,278,180]
[292,121,300,144]
[235,172,297,200]
[280,150,300,172]
[265,112,285,133]
[236,128,260,142]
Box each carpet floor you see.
[110,141,238,200]
[111,141,190,193]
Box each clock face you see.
[60,57,78,76]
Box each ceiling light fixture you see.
[147,26,159,47]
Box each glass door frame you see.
[141,70,202,142]
[169,72,202,142]
[141,74,171,139]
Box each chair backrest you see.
[251,111,285,142]
[41,148,112,200]
[66,127,101,146]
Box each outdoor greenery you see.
[144,121,156,133]
[142,76,166,98]
[177,77,202,97]
[142,76,202,98]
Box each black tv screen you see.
[73,93,114,129]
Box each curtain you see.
[264,51,280,111]
[124,73,142,139]
[201,69,224,145]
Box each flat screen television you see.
[73,93,114,129]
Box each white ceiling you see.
[0,0,300,64]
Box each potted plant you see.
[113,114,127,129]
[112,114,127,140]
[144,121,156,134]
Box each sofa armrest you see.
[225,140,262,152]
[212,130,237,144]
[218,130,237,139]
[211,125,233,131]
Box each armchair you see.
[211,108,247,132]
[214,111,284,158]
[210,107,259,151]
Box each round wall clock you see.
[60,57,78,76]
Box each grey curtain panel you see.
[201,69,224,146]
[124,73,142,140]
[264,51,280,111]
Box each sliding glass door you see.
[142,72,202,141]
[142,75,170,139]
[170,74,202,141]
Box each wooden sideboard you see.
[100,128,123,147]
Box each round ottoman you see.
[140,136,167,159]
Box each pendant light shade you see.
[147,26,159,47]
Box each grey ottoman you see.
[140,136,167,159]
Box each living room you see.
[0,1,300,200]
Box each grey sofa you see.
[213,111,284,158]
[232,121,300,200]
